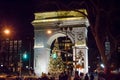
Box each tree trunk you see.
[90,11,112,80]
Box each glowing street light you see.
[47,29,52,34]
[3,29,10,35]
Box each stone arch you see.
[47,32,74,48]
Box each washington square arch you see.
[32,10,89,77]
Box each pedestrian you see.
[98,73,105,80]
[90,73,94,80]
[84,73,89,80]
[59,72,64,80]
[47,72,52,80]
[41,73,49,80]
[64,72,68,80]
[80,73,84,80]
[74,71,80,80]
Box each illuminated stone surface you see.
[32,10,89,76]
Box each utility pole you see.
[29,39,31,69]
[19,53,22,77]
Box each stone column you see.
[72,27,88,74]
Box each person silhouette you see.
[90,73,94,80]
[74,71,80,80]
[84,73,89,80]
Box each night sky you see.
[0,1,34,38]
[0,0,119,49]
[0,0,119,38]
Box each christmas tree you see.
[48,38,65,76]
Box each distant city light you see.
[100,63,105,68]
[26,66,29,68]
[0,64,3,67]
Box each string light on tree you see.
[48,38,65,76]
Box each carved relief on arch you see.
[76,50,84,68]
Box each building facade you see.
[0,37,33,74]
[32,10,89,76]
[0,39,22,72]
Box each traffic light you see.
[23,53,27,59]
[52,52,57,59]
[22,52,29,61]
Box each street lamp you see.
[0,28,11,74]
[47,29,52,34]
[2,28,11,41]
[3,29,10,35]
[2,28,11,39]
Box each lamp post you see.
[19,53,22,77]
[3,28,11,68]
[19,51,27,78]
